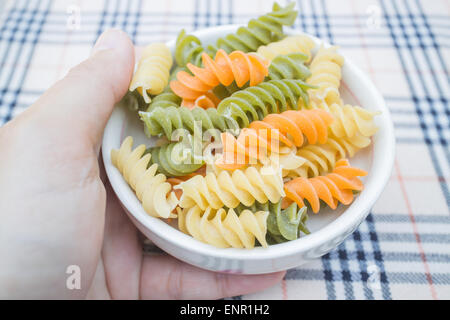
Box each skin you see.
[0,29,285,299]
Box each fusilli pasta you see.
[284,159,367,213]
[217,79,314,128]
[177,206,269,249]
[170,50,269,106]
[256,35,316,62]
[148,138,204,177]
[206,2,297,54]
[129,43,173,103]
[267,52,311,81]
[175,165,285,210]
[235,201,310,243]
[214,109,334,170]
[174,29,205,67]
[306,46,344,107]
[281,134,368,178]
[111,136,179,218]
[139,106,235,139]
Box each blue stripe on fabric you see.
[95,0,109,41]
[0,0,28,82]
[380,0,450,210]
[401,1,449,118]
[372,213,450,223]
[351,229,375,300]
[309,0,321,39]
[321,253,337,300]
[285,269,450,285]
[365,214,392,299]
[320,0,334,45]
[131,0,142,43]
[1,0,49,123]
[413,0,450,86]
[121,0,132,31]
[0,9,446,20]
[193,0,199,30]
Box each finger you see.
[140,255,286,300]
[28,28,135,148]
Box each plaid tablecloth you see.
[0,0,449,300]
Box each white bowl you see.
[102,25,395,274]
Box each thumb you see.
[30,28,135,147]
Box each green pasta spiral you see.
[267,52,311,80]
[140,79,314,139]
[174,30,205,67]
[139,106,238,140]
[145,92,181,111]
[217,79,314,128]
[235,201,310,244]
[207,2,298,54]
[174,2,297,67]
[148,138,204,177]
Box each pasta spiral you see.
[174,29,205,67]
[306,46,344,106]
[284,159,367,213]
[206,2,298,54]
[129,43,173,103]
[327,103,379,139]
[248,109,334,146]
[110,136,179,219]
[175,165,285,210]
[145,91,181,111]
[217,79,314,128]
[177,206,269,249]
[283,134,370,178]
[256,35,316,62]
[173,2,297,67]
[235,201,310,243]
[214,109,334,170]
[139,106,237,140]
[267,53,311,81]
[148,138,204,177]
[170,49,269,105]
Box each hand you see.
[0,29,285,299]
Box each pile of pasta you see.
[111,2,380,249]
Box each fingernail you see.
[91,28,125,56]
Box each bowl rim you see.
[102,24,396,261]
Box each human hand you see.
[0,29,285,299]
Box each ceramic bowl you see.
[102,25,395,274]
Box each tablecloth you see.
[0,0,448,300]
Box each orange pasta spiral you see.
[215,109,334,170]
[170,49,269,107]
[284,159,367,213]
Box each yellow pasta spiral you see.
[306,46,344,106]
[308,99,379,144]
[177,206,269,249]
[283,134,371,179]
[175,166,285,210]
[256,35,316,62]
[111,136,179,219]
[129,43,173,103]
[327,103,379,139]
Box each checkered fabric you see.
[0,0,449,300]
